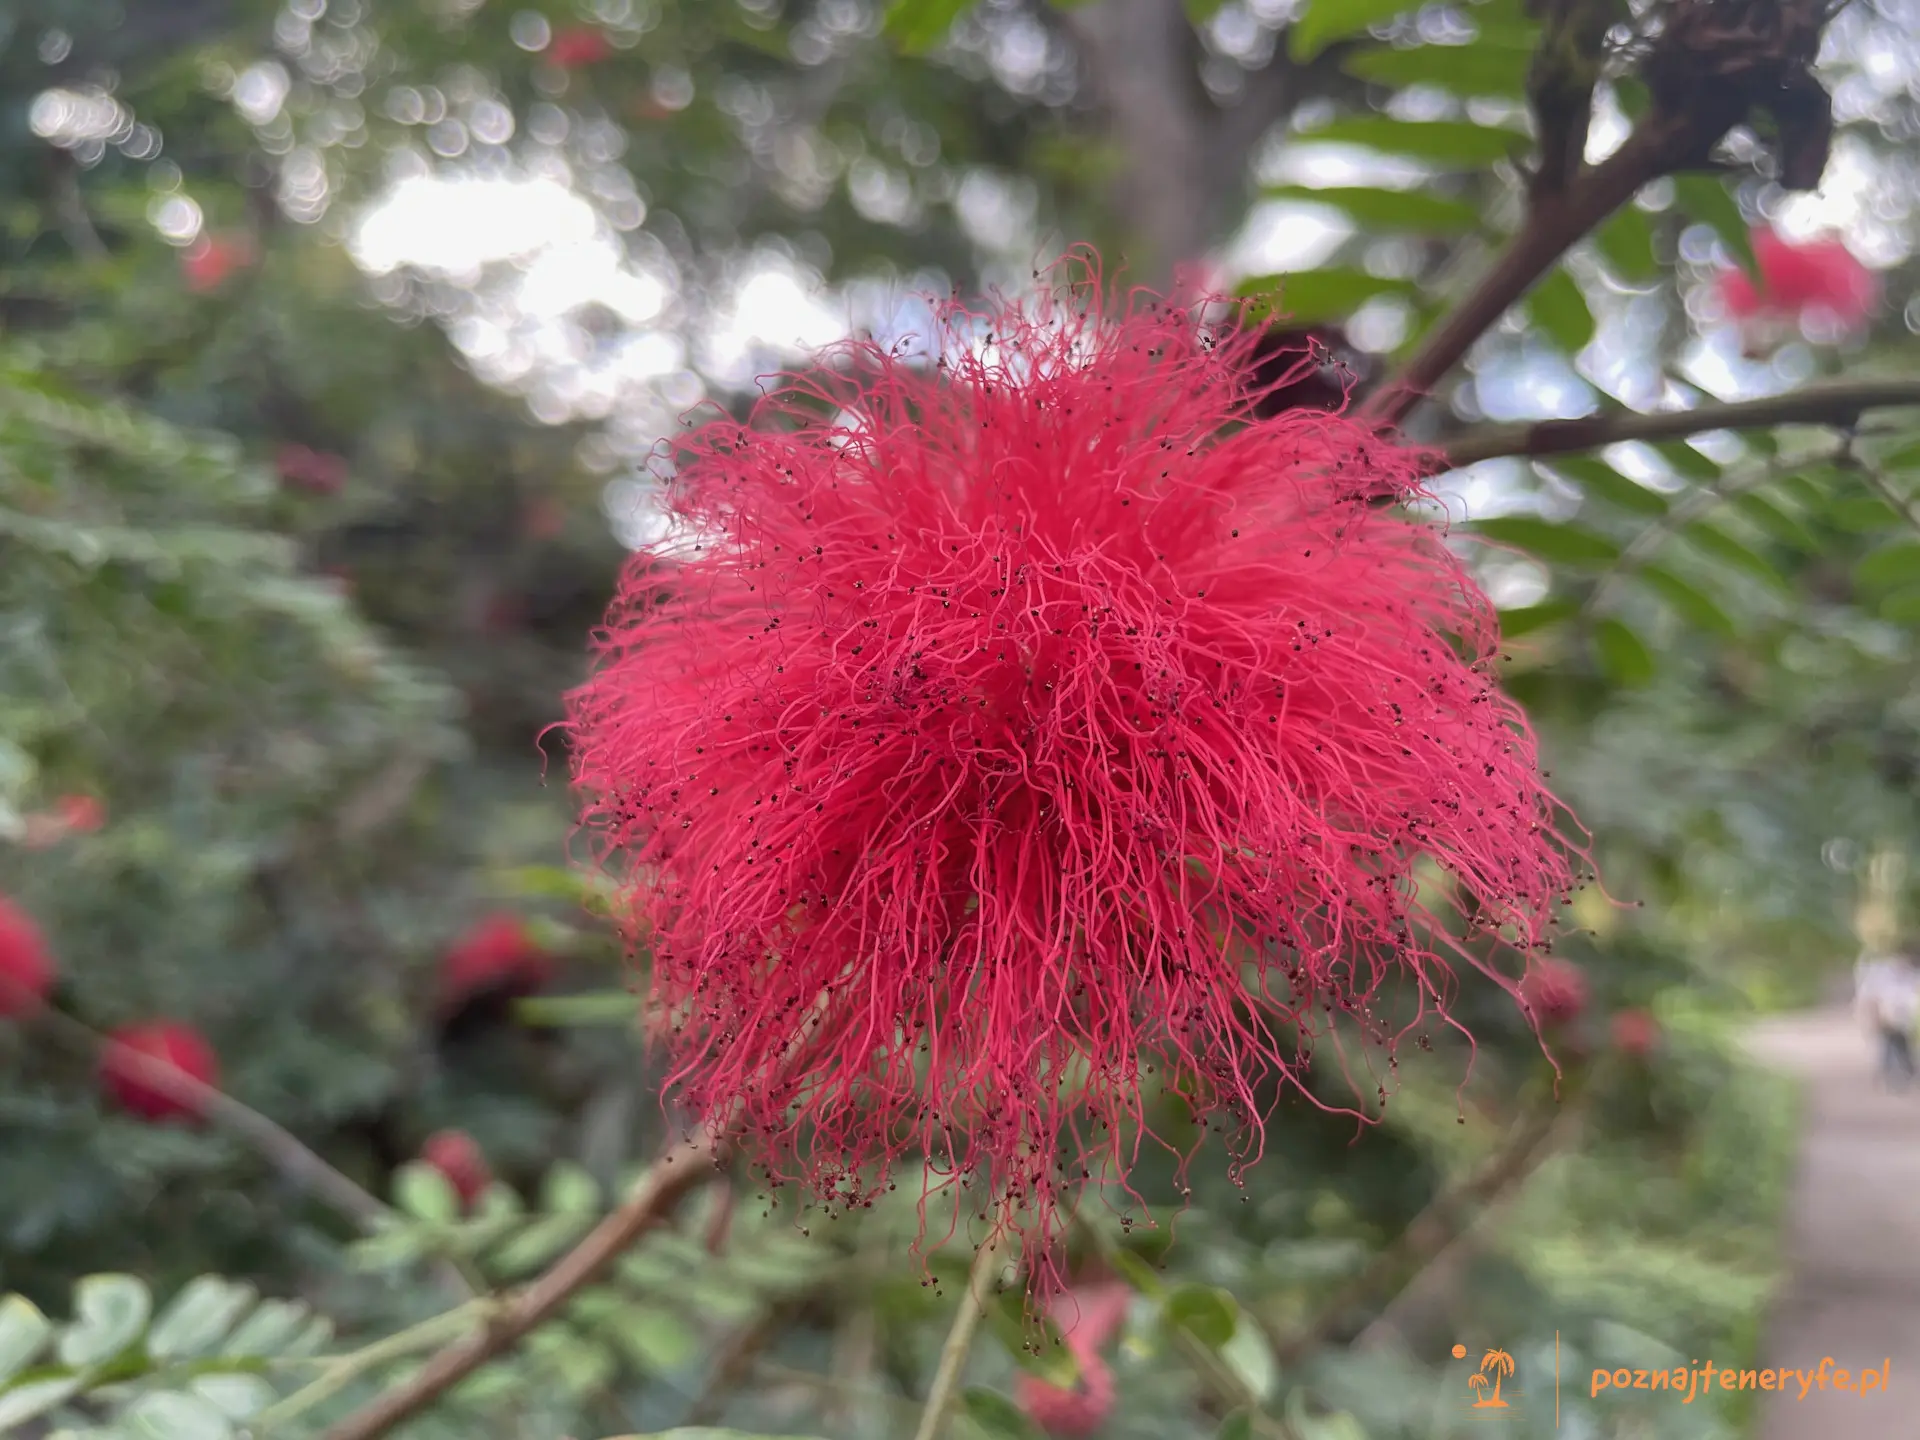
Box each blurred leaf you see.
[1259,185,1481,233]
[1164,1284,1238,1349]
[1654,440,1720,482]
[491,1215,592,1277]
[1105,1246,1167,1298]
[606,1305,702,1375]
[1673,174,1757,274]
[1220,1321,1277,1402]
[515,992,640,1027]
[1525,267,1595,352]
[187,1374,275,1420]
[1596,206,1660,283]
[1853,540,1920,591]
[0,1296,52,1383]
[1879,587,1920,624]
[1731,493,1818,550]
[123,1394,237,1440]
[0,1377,84,1429]
[1239,269,1417,325]
[542,1162,603,1215]
[883,0,972,51]
[395,1163,461,1225]
[1344,38,1534,95]
[1295,115,1527,164]
[984,1291,1079,1387]
[1683,522,1790,590]
[1830,494,1901,532]
[146,1279,255,1361]
[961,1387,1046,1439]
[1594,619,1655,686]
[221,1301,311,1358]
[1185,0,1230,19]
[1473,517,1621,567]
[58,1275,151,1368]
[1216,1416,1256,1440]
[1638,566,1737,638]
[1289,0,1418,60]
[1499,600,1577,637]
[1547,456,1668,517]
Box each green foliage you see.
[0,1274,328,1436]
[3,0,1913,1436]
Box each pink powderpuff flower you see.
[1014,1282,1133,1436]
[1717,228,1877,333]
[564,255,1587,1259]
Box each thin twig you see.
[21,993,394,1230]
[318,1132,723,1440]
[1579,457,1808,621]
[1271,1075,1581,1367]
[251,1299,496,1432]
[1855,464,1920,537]
[1440,380,1920,470]
[910,1230,1008,1440]
[1352,1099,1588,1355]
[684,1301,798,1427]
[1364,125,1683,429]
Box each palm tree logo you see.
[1473,1349,1515,1408]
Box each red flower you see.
[1717,229,1877,329]
[1610,1007,1659,1057]
[1014,1282,1132,1436]
[438,912,553,1015]
[548,26,611,68]
[0,898,55,1018]
[57,794,106,833]
[421,1129,492,1209]
[275,444,349,497]
[100,1022,220,1124]
[180,235,253,293]
[1519,957,1589,1028]
[564,258,1585,1251]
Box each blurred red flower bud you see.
[276,444,350,497]
[0,897,55,1018]
[439,912,554,1016]
[422,1129,492,1208]
[180,235,254,293]
[524,498,566,539]
[548,26,612,68]
[1519,957,1589,1028]
[1610,1007,1660,1057]
[57,794,106,834]
[101,1022,220,1124]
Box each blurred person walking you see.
[1855,947,1920,1088]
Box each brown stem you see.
[1441,380,1920,469]
[319,1132,723,1440]
[1364,125,1684,430]
[1270,1076,1580,1366]
[685,1302,798,1427]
